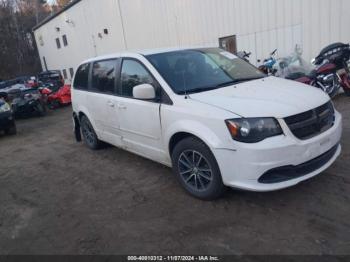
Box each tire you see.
[36,102,47,116]
[5,125,17,135]
[80,115,102,150]
[48,100,60,110]
[171,137,226,200]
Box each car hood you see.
[189,77,330,118]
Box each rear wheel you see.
[171,137,226,200]
[80,116,102,150]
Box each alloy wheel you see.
[178,150,213,192]
[82,121,95,145]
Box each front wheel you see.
[171,137,226,200]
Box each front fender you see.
[164,119,232,153]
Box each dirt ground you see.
[0,95,349,255]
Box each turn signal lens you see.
[226,121,239,137]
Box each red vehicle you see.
[40,84,71,109]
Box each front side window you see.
[120,59,155,97]
[73,63,90,90]
[147,48,265,94]
[91,60,117,93]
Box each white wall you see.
[34,0,350,81]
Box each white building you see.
[33,0,350,82]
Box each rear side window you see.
[120,59,154,97]
[73,63,90,90]
[91,60,117,93]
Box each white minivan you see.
[72,47,342,200]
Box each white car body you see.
[72,48,342,192]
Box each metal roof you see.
[32,0,82,31]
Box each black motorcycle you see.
[7,88,47,118]
[312,42,350,96]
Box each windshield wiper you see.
[214,77,265,88]
[230,76,266,84]
[178,86,221,95]
[177,76,265,95]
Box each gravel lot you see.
[0,95,349,255]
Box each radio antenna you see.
[182,70,188,98]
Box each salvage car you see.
[40,84,71,109]
[8,88,47,118]
[37,70,64,88]
[72,48,342,200]
[0,95,16,135]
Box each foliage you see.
[0,0,56,80]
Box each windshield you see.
[146,48,265,94]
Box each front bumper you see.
[213,111,342,192]
[0,111,15,131]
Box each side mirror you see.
[133,84,156,100]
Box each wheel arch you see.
[166,120,225,157]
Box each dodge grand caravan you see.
[72,48,342,200]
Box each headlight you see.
[225,118,283,143]
[0,102,11,113]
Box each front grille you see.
[284,102,335,140]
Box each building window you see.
[69,68,74,78]
[219,35,237,54]
[56,38,61,49]
[62,69,67,79]
[62,35,68,46]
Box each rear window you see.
[74,63,90,90]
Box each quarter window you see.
[56,38,61,49]
[73,63,90,90]
[91,60,117,93]
[120,59,154,97]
